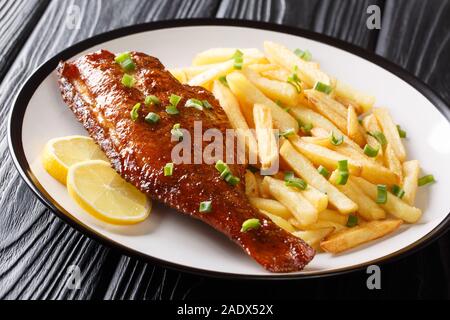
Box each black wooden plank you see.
[0,0,50,82]
[217,0,383,49]
[0,0,219,300]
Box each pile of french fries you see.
[170,41,429,254]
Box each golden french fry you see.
[304,89,348,132]
[188,60,234,87]
[301,220,347,232]
[280,140,358,214]
[384,143,403,183]
[247,63,279,73]
[260,68,291,82]
[402,160,420,205]
[253,104,279,170]
[293,228,334,248]
[318,209,348,225]
[301,136,333,148]
[248,197,292,219]
[226,71,299,132]
[320,219,403,254]
[212,80,258,163]
[289,136,362,175]
[301,185,328,212]
[243,68,299,106]
[362,114,384,161]
[264,41,331,88]
[347,105,365,146]
[193,48,266,65]
[259,210,295,233]
[264,176,318,226]
[169,68,187,83]
[334,80,375,113]
[329,171,386,220]
[310,127,330,138]
[255,173,271,198]
[373,108,406,162]
[244,170,259,197]
[351,176,422,223]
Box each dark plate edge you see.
[7,18,450,280]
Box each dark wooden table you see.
[0,0,449,300]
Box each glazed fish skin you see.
[57,50,315,272]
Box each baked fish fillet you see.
[57,50,314,272]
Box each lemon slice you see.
[67,160,151,224]
[41,135,108,184]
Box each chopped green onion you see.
[284,171,295,181]
[376,184,387,204]
[241,218,261,232]
[418,175,435,187]
[171,123,183,141]
[317,165,329,178]
[215,160,228,173]
[145,112,160,124]
[294,48,312,61]
[218,76,229,87]
[363,144,379,157]
[145,95,160,106]
[397,125,407,138]
[202,100,213,109]
[284,171,307,190]
[232,50,244,70]
[330,132,344,146]
[336,160,349,185]
[121,74,135,88]
[367,131,387,147]
[169,94,182,107]
[279,128,296,138]
[165,105,179,115]
[301,122,313,134]
[219,167,232,179]
[391,185,405,199]
[215,160,239,186]
[313,81,333,94]
[346,214,358,227]
[121,58,136,72]
[115,52,131,64]
[130,103,141,121]
[199,201,212,213]
[164,163,174,176]
[287,69,302,93]
[225,174,240,186]
[185,98,203,110]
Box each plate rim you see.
[7,18,450,280]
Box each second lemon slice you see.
[67,160,151,224]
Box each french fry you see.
[169,68,187,83]
[188,60,234,87]
[253,104,279,170]
[329,171,386,220]
[264,176,318,226]
[373,108,406,162]
[289,105,361,150]
[259,210,295,232]
[248,197,292,219]
[402,160,420,205]
[347,105,366,146]
[212,80,258,163]
[320,219,403,254]
[334,80,375,113]
[244,170,259,197]
[255,173,271,198]
[280,140,358,214]
[260,68,291,82]
[264,41,331,88]
[301,185,329,212]
[351,176,422,223]
[362,114,384,160]
[384,143,403,183]
[293,228,334,248]
[193,48,266,65]
[289,135,362,175]
[304,89,348,132]
[319,209,348,225]
[301,136,333,148]
[297,219,347,232]
[226,71,299,132]
[248,63,279,73]
[243,68,299,106]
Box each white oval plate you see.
[8,20,450,279]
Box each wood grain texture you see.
[0,0,50,82]
[0,0,449,300]
[0,0,219,300]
